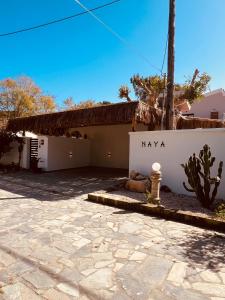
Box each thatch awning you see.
[6,101,225,135]
[177,116,225,129]
[7,101,141,135]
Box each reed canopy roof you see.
[6,100,225,135]
[7,101,141,135]
[176,116,225,129]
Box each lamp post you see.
[150,162,162,205]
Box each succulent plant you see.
[181,144,223,209]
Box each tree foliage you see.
[0,130,16,160]
[62,98,112,111]
[181,72,211,104]
[119,85,132,102]
[131,75,165,107]
[63,97,76,110]
[119,70,211,108]
[0,76,56,118]
[75,100,97,109]
[38,95,56,114]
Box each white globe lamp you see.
[152,162,161,172]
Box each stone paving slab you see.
[0,170,225,299]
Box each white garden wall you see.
[37,136,48,170]
[38,136,90,171]
[21,138,31,169]
[71,124,147,169]
[129,129,225,198]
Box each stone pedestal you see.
[150,170,162,205]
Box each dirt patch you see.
[109,189,217,219]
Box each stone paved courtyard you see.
[0,168,225,300]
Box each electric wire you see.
[73,0,162,72]
[0,0,120,37]
[73,0,170,127]
[1,0,165,74]
[160,34,168,76]
[160,35,169,129]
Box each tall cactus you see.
[181,144,223,209]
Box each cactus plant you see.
[181,144,223,209]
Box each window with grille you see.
[210,111,219,119]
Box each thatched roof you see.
[7,101,140,135]
[137,107,225,130]
[176,116,225,129]
[6,101,225,135]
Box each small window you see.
[210,111,219,119]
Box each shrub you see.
[214,202,225,220]
[0,130,16,160]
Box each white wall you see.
[38,136,90,171]
[36,123,147,171]
[21,138,31,169]
[186,89,225,119]
[129,129,225,198]
[71,124,147,169]
[38,136,48,170]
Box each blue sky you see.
[0,0,225,105]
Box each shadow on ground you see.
[0,244,101,300]
[0,167,128,202]
[174,230,225,271]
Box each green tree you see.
[181,72,211,104]
[131,75,165,106]
[119,71,211,108]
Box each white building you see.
[4,100,225,173]
[184,89,225,120]
[5,102,148,171]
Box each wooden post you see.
[166,0,175,130]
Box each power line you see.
[161,34,168,75]
[1,0,165,75]
[73,0,161,73]
[0,0,120,37]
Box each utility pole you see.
[166,0,175,130]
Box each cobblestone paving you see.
[0,169,225,300]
